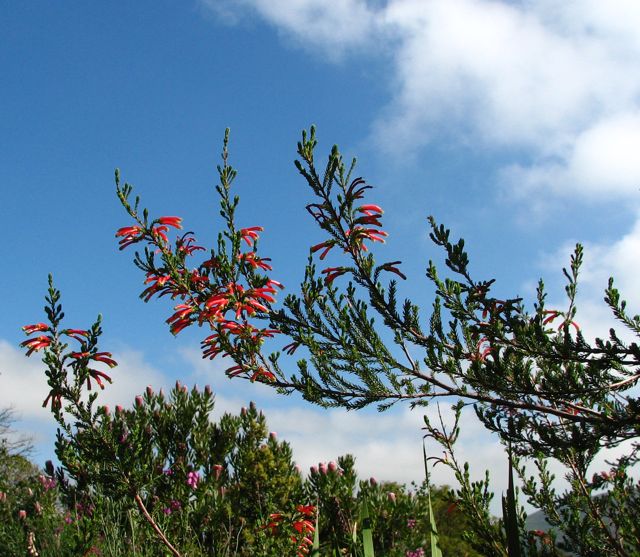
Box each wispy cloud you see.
[202,0,640,203]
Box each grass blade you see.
[502,443,522,557]
[361,497,375,557]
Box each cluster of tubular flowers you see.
[265,504,316,556]
[21,324,117,409]
[115,216,183,250]
[308,185,400,285]
[117,215,284,382]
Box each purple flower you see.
[407,518,417,529]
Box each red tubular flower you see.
[250,367,276,383]
[321,267,348,284]
[141,274,173,301]
[542,310,559,325]
[296,505,315,516]
[346,177,370,200]
[22,323,49,334]
[226,365,245,378]
[176,233,205,256]
[240,226,263,246]
[62,329,89,341]
[237,252,272,271]
[379,261,406,280]
[357,204,384,215]
[152,225,170,244]
[167,303,197,335]
[115,226,144,250]
[86,368,112,390]
[283,342,300,355]
[42,390,63,410]
[21,335,52,356]
[92,352,117,368]
[311,240,335,260]
[157,216,183,229]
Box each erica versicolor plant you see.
[112,128,639,555]
[115,129,282,385]
[20,127,640,555]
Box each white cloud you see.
[538,212,640,343]
[203,0,640,203]
[0,341,169,419]
[0,340,50,422]
[201,0,380,56]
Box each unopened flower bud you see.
[115,405,124,415]
[294,465,302,474]
[387,492,396,503]
[19,509,27,520]
[249,401,256,411]
[204,384,212,396]
[102,405,110,416]
[175,380,181,390]
[0,491,6,502]
[146,385,153,397]
[45,460,54,476]
[319,462,328,475]
[241,406,247,416]
[135,395,144,408]
[269,431,277,441]
[310,466,318,474]
[370,477,377,486]
[328,461,337,472]
[34,502,42,514]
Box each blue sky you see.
[2,1,640,506]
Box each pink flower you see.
[187,471,200,489]
[19,509,27,520]
[319,462,328,475]
[135,395,144,408]
[387,492,396,503]
[328,461,337,472]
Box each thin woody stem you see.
[133,493,182,557]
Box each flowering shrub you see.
[18,127,640,555]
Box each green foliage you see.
[17,127,640,554]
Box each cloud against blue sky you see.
[204,0,640,199]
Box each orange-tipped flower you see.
[22,323,49,334]
[357,204,384,215]
[115,226,144,250]
[240,226,263,246]
[157,216,183,229]
[21,336,52,356]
